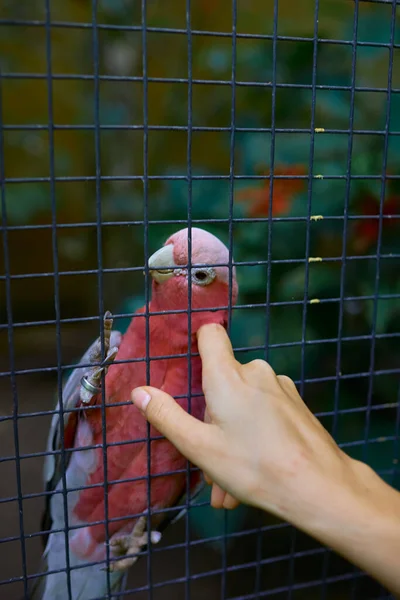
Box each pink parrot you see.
[31,227,238,600]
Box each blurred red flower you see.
[236,165,306,217]
[354,193,399,252]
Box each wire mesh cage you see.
[0,0,399,599]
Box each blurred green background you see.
[0,0,399,599]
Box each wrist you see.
[278,454,400,595]
[289,456,395,539]
[310,458,400,542]
[258,450,398,545]
[257,448,359,526]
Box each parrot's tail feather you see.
[27,572,126,600]
[26,531,125,600]
[26,567,126,600]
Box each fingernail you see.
[131,388,151,412]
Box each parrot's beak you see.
[148,244,177,283]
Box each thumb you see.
[131,386,208,464]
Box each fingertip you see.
[210,483,226,510]
[196,322,226,342]
[210,498,223,509]
[197,324,235,374]
[131,387,151,413]
[222,495,240,510]
[204,472,213,485]
[277,375,298,395]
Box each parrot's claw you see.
[79,311,120,405]
[108,516,161,572]
[88,310,114,363]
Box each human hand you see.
[131,323,356,523]
[131,324,400,596]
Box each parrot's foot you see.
[80,310,120,404]
[108,517,162,572]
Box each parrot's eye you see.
[191,267,216,286]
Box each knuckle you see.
[277,374,296,389]
[247,359,265,370]
[277,375,301,400]
[243,359,276,381]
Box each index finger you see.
[197,324,236,379]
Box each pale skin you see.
[131,323,400,598]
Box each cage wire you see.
[1,0,400,599]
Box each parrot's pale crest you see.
[31,227,238,600]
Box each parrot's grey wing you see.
[42,329,122,488]
[40,328,122,549]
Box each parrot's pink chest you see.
[72,314,205,544]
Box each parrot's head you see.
[148,227,238,334]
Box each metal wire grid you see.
[0,0,400,599]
